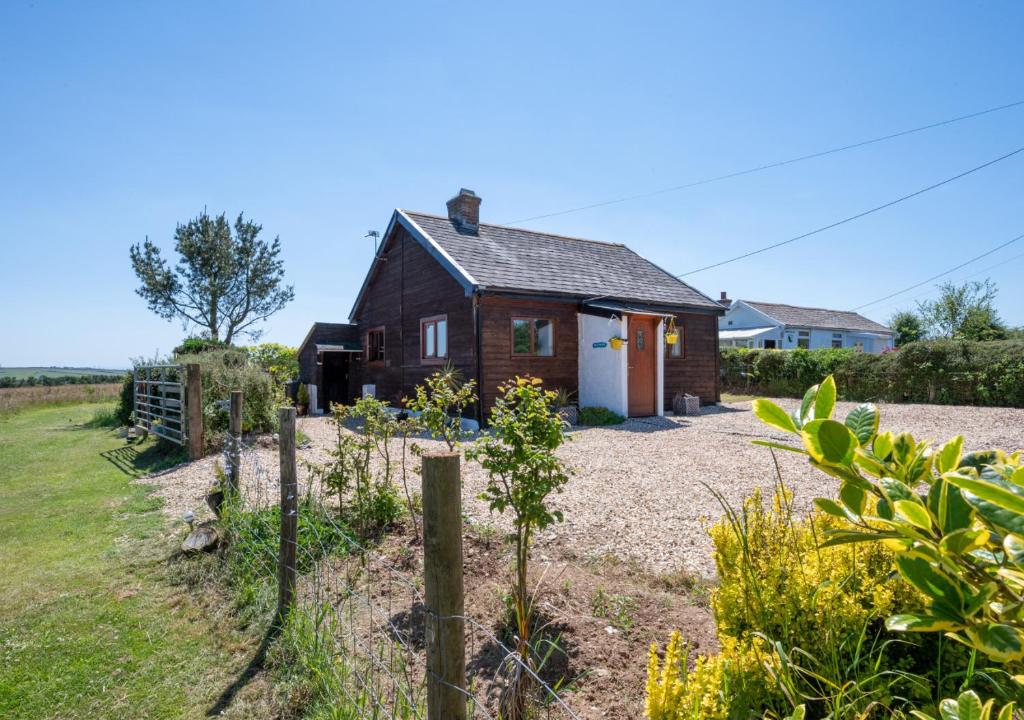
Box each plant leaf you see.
[840,482,867,516]
[751,440,806,455]
[752,399,798,434]
[964,624,1024,662]
[946,472,1024,521]
[873,431,895,460]
[814,375,837,420]
[957,691,984,720]
[802,419,858,466]
[844,403,879,445]
[798,384,818,428]
[937,437,965,474]
[1004,533,1024,563]
[814,498,849,519]
[895,555,964,614]
[887,613,963,632]
[895,499,934,532]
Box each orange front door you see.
[627,316,657,417]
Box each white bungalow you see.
[718,296,895,354]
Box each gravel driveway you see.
[145,399,1024,578]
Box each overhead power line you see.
[503,99,1024,225]
[675,145,1024,277]
[868,248,1024,315]
[852,231,1024,311]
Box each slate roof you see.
[742,301,893,334]
[401,211,723,311]
[297,322,360,356]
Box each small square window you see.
[511,318,555,356]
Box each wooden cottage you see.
[299,189,725,421]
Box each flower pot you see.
[297,404,308,416]
[609,337,625,350]
[665,332,679,346]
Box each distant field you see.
[0,384,121,415]
[0,367,125,380]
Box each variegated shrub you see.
[753,375,1024,667]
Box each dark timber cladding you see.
[352,224,477,408]
[478,295,579,412]
[341,188,726,420]
[663,311,720,404]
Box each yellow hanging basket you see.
[609,337,625,351]
[665,317,679,347]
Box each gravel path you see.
[143,400,1024,578]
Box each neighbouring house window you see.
[831,332,843,349]
[366,327,385,363]
[668,327,684,357]
[511,318,555,356]
[764,339,777,349]
[420,315,448,361]
[854,341,865,353]
[797,330,810,349]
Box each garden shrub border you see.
[721,339,1024,407]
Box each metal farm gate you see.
[133,364,188,445]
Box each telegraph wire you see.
[852,231,1024,311]
[867,248,1024,316]
[674,145,1024,277]
[502,99,1024,225]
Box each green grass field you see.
[0,367,125,380]
[0,404,266,719]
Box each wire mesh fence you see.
[217,406,582,720]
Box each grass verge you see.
[0,403,267,719]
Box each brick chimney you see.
[446,188,481,233]
[719,291,731,307]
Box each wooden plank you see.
[422,453,466,720]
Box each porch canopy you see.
[316,342,361,353]
[580,299,675,319]
[719,327,775,340]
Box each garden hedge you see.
[720,339,1024,407]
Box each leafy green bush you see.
[246,342,299,384]
[173,336,230,355]
[755,376,1024,668]
[721,340,1024,407]
[114,371,134,425]
[468,376,571,718]
[577,406,626,426]
[175,348,281,443]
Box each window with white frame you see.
[797,330,810,349]
[831,333,843,349]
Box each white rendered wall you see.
[578,313,628,416]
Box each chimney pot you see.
[446,188,481,233]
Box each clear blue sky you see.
[2,1,1022,368]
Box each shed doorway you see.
[627,315,657,416]
[320,351,353,411]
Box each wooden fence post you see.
[186,363,203,461]
[277,406,298,626]
[228,390,243,495]
[422,452,467,720]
